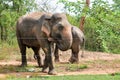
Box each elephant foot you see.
[48,70,57,75]
[41,67,48,73]
[69,58,79,64]
[38,62,43,68]
[38,65,43,68]
[35,65,43,68]
[42,69,48,73]
[54,58,60,63]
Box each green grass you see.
[0,65,42,73]
[0,42,20,60]
[0,43,36,60]
[66,64,88,71]
[7,74,120,80]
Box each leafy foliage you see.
[0,0,37,44]
[59,0,120,54]
[84,0,120,53]
[0,0,120,54]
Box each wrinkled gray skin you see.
[16,12,57,74]
[50,13,73,50]
[53,26,85,63]
[16,12,73,75]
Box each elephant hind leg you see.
[17,38,27,67]
[20,45,27,67]
[32,47,42,67]
[69,47,79,63]
[80,38,85,58]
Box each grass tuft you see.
[66,64,88,71]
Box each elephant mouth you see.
[48,37,72,51]
[56,39,71,51]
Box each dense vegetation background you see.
[0,0,120,54]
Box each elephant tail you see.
[81,37,85,58]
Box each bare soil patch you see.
[0,50,120,78]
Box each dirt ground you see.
[0,50,120,78]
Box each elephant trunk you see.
[56,28,73,51]
[48,36,72,51]
[56,39,72,51]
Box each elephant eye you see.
[57,17,62,21]
[58,25,64,31]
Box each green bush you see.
[65,0,120,54]
[84,0,120,54]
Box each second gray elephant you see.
[53,26,85,63]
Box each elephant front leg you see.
[54,45,60,62]
[42,55,49,73]
[42,43,57,75]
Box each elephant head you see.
[43,13,73,51]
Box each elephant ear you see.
[41,15,51,37]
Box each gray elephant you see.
[16,12,74,75]
[53,26,85,63]
[16,12,56,74]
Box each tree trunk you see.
[4,27,7,41]
[0,24,4,41]
[79,0,90,31]
[0,23,7,41]
[79,16,85,31]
